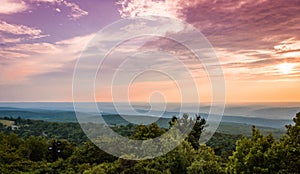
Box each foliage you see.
[206,132,242,158]
[132,123,166,140]
[69,141,116,165]
[227,112,300,173]
[169,114,206,149]
[0,112,299,173]
[187,145,224,174]
[0,118,88,144]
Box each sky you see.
[0,0,299,103]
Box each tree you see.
[227,126,275,173]
[267,112,300,173]
[132,123,165,140]
[0,132,26,164]
[57,139,76,160]
[0,132,41,173]
[169,114,206,149]
[283,112,300,172]
[227,112,300,173]
[187,114,206,149]
[187,145,224,174]
[69,141,116,165]
[26,136,48,161]
[165,140,197,174]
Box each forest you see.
[0,112,299,174]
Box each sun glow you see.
[277,63,294,74]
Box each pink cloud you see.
[0,20,48,44]
[0,20,43,36]
[117,0,201,18]
[117,0,180,18]
[116,0,269,18]
[0,33,94,85]
[61,0,88,19]
[118,0,300,82]
[31,0,88,19]
[0,0,28,14]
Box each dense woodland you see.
[0,112,299,174]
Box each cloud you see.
[61,0,88,19]
[180,0,300,50]
[117,0,300,51]
[0,33,94,85]
[31,0,88,19]
[1,0,298,102]
[219,49,300,82]
[117,0,179,18]
[0,37,22,43]
[116,0,203,18]
[0,20,48,43]
[116,0,269,18]
[55,8,61,12]
[274,38,300,58]
[118,0,300,82]
[0,20,43,36]
[183,0,300,82]
[0,32,94,101]
[0,0,28,14]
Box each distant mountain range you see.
[0,106,294,129]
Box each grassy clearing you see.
[0,119,14,126]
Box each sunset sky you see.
[0,0,299,103]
